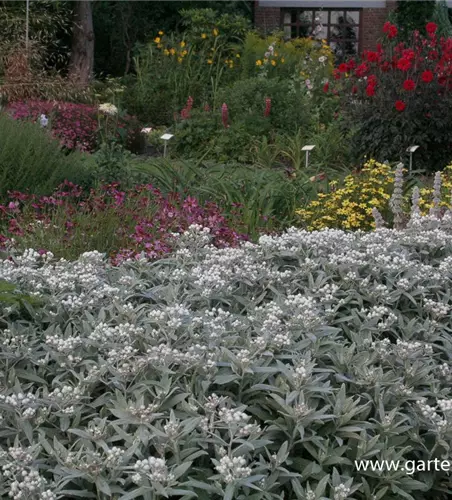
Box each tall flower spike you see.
[390,162,404,229]
[221,103,229,128]
[411,186,421,219]
[372,207,386,229]
[264,97,271,117]
[429,171,442,218]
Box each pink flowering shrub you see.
[0,181,247,263]
[6,100,140,153]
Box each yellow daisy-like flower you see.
[201,33,207,39]
[163,49,170,56]
[183,50,188,56]
[281,57,285,63]
[213,28,219,36]
[207,59,213,65]
[170,48,176,55]
[178,57,183,63]
[236,53,241,58]
[180,41,186,48]
[158,31,164,35]
[154,37,161,43]
[271,60,276,66]
[256,60,262,66]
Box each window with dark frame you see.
[281,8,361,62]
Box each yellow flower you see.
[264,58,268,64]
[213,28,219,36]
[281,57,285,63]
[163,49,170,56]
[158,31,164,35]
[236,53,241,58]
[207,59,213,65]
[183,50,188,56]
[178,57,183,63]
[201,33,207,39]
[170,48,176,55]
[154,37,161,43]
[180,41,186,48]
[256,60,262,66]
[271,60,276,66]
[274,51,279,57]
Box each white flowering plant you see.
[2,207,452,498]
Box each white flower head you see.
[98,102,118,116]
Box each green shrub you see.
[392,0,436,39]
[0,112,94,198]
[173,78,314,162]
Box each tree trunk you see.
[68,0,94,85]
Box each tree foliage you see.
[393,0,436,38]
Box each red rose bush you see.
[326,22,452,169]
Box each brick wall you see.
[254,1,397,53]
[361,8,388,51]
[254,1,281,34]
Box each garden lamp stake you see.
[160,133,174,158]
[406,145,419,174]
[301,145,315,169]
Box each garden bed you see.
[1,218,452,499]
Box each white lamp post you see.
[160,133,174,158]
[406,145,419,174]
[301,145,315,169]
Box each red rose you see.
[380,61,391,72]
[426,22,438,35]
[338,63,348,73]
[351,85,358,94]
[333,69,341,80]
[355,62,369,77]
[323,82,329,93]
[388,25,398,39]
[402,48,415,60]
[397,58,411,71]
[421,70,434,83]
[366,51,379,62]
[383,22,397,38]
[395,100,406,111]
[403,79,416,91]
[366,84,376,97]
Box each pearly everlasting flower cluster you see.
[2,217,452,497]
[215,455,252,483]
[132,457,174,485]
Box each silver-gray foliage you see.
[2,220,452,499]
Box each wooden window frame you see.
[280,8,362,57]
